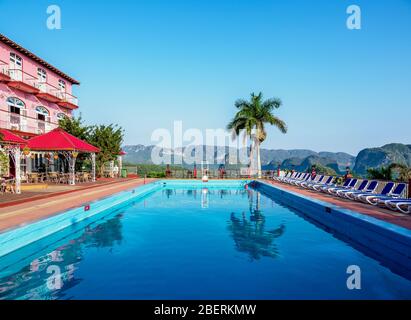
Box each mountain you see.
[123,143,411,175]
[123,145,355,171]
[353,143,411,175]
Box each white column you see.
[69,154,76,185]
[109,160,114,178]
[118,155,122,177]
[91,153,96,182]
[13,147,21,194]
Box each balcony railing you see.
[37,82,65,102]
[59,92,79,108]
[0,110,58,135]
[8,69,40,92]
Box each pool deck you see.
[0,178,156,232]
[264,179,411,230]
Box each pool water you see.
[1,186,411,299]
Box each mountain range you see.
[122,143,411,176]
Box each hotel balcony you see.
[0,63,11,82]
[0,110,58,136]
[7,69,40,94]
[36,82,63,103]
[57,92,79,110]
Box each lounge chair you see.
[283,172,302,184]
[384,200,411,214]
[291,173,310,186]
[319,178,351,193]
[368,183,407,206]
[345,180,378,200]
[281,172,300,183]
[311,176,334,191]
[327,179,358,195]
[355,182,395,203]
[336,179,368,198]
[301,175,324,188]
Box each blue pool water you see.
[1,182,411,299]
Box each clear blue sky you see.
[1,0,410,155]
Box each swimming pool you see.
[0,180,411,299]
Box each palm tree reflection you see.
[228,190,285,260]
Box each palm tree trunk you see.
[256,141,262,178]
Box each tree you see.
[227,92,287,178]
[88,124,124,176]
[58,114,91,141]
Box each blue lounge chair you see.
[328,179,358,195]
[336,179,368,198]
[382,198,411,213]
[292,173,311,186]
[302,175,324,188]
[370,183,407,206]
[320,178,352,193]
[355,181,394,203]
[311,176,334,191]
[283,172,301,183]
[288,173,307,185]
[345,180,378,200]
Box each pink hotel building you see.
[0,33,79,139]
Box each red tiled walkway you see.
[264,180,411,230]
[0,178,156,232]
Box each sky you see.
[0,0,410,155]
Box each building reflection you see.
[228,190,285,260]
[0,213,124,300]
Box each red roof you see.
[26,128,100,153]
[0,129,27,145]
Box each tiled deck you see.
[264,180,411,230]
[0,178,156,232]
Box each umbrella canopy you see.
[26,128,100,153]
[118,150,126,155]
[0,129,27,145]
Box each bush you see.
[146,171,166,178]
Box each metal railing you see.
[0,110,58,134]
[8,69,40,90]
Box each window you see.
[56,112,67,120]
[35,106,49,122]
[58,79,66,92]
[7,97,25,114]
[37,68,47,82]
[9,53,22,69]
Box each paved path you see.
[0,178,156,232]
[265,180,411,230]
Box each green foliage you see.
[59,115,124,177]
[124,163,181,177]
[58,114,91,141]
[311,163,337,176]
[227,92,287,143]
[146,171,166,178]
[88,125,124,176]
[365,163,411,181]
[0,149,9,176]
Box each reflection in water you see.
[0,213,124,300]
[228,190,285,261]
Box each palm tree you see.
[227,92,287,178]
